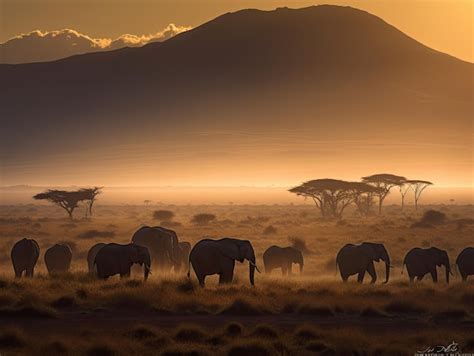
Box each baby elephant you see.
[44,244,73,274]
[263,246,304,275]
[456,247,474,282]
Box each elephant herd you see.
[7,229,474,286]
[336,243,474,284]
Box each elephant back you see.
[131,226,179,270]
[45,244,73,273]
[11,238,40,269]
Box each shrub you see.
[174,325,207,343]
[227,341,273,356]
[153,210,175,221]
[51,296,77,308]
[76,230,115,239]
[0,328,26,348]
[127,324,158,339]
[263,225,277,235]
[220,299,266,316]
[421,210,447,225]
[251,325,279,339]
[298,305,334,317]
[191,213,216,225]
[293,326,320,343]
[223,322,243,336]
[306,341,329,352]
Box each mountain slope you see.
[0,5,472,184]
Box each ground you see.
[0,203,473,355]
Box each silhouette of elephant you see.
[336,242,390,283]
[95,243,151,280]
[11,238,40,278]
[263,246,303,275]
[87,243,106,273]
[403,247,451,283]
[456,247,474,282]
[44,243,72,274]
[175,241,191,273]
[131,226,180,271]
[188,238,260,287]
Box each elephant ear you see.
[366,244,381,262]
[129,245,140,263]
[217,242,243,262]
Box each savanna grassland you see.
[0,203,473,355]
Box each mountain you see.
[0,5,472,186]
[0,25,191,64]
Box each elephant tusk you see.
[449,270,454,276]
[248,260,261,273]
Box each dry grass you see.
[0,203,473,354]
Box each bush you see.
[421,210,447,225]
[220,299,266,316]
[174,325,207,343]
[251,325,279,339]
[153,210,175,221]
[227,341,273,356]
[223,322,243,336]
[191,213,216,225]
[0,328,26,348]
[263,225,277,235]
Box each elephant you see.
[336,242,390,283]
[94,243,151,280]
[174,241,192,273]
[44,244,72,274]
[403,247,451,283]
[11,238,40,278]
[456,247,474,282]
[87,243,106,273]
[188,238,260,287]
[263,246,303,275]
[131,226,180,271]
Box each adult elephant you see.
[456,247,473,282]
[11,238,40,278]
[336,242,390,283]
[188,238,260,287]
[87,243,106,273]
[131,226,179,271]
[94,243,151,280]
[44,244,73,274]
[263,246,303,275]
[175,241,192,273]
[403,247,451,283]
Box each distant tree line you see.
[289,174,432,219]
[33,187,102,219]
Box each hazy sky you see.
[1,0,473,62]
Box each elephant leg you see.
[367,262,377,284]
[197,274,205,288]
[357,270,366,283]
[13,267,21,278]
[26,268,34,278]
[287,262,293,276]
[461,274,467,282]
[219,268,234,285]
[430,269,438,283]
[281,266,288,276]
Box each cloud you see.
[0,24,191,64]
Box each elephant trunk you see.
[445,264,450,284]
[249,256,256,286]
[383,254,390,284]
[144,254,151,281]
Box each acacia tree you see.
[398,181,411,211]
[352,182,383,216]
[289,179,376,219]
[33,190,86,219]
[406,180,433,210]
[362,174,406,214]
[80,187,102,216]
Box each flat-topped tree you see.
[398,181,411,211]
[405,180,433,210]
[362,174,406,214]
[351,182,384,216]
[289,179,377,219]
[79,187,102,216]
[33,190,88,220]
